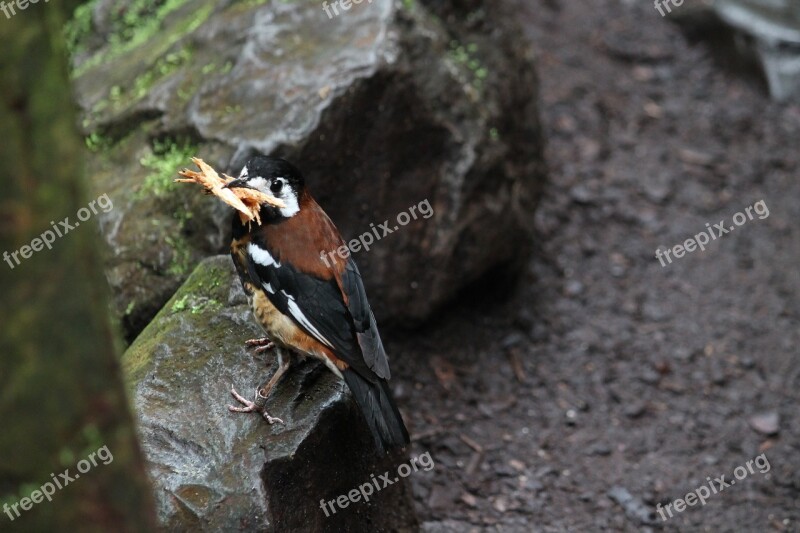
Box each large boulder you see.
[714,0,800,101]
[122,255,418,531]
[667,0,800,102]
[67,0,545,341]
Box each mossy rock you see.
[68,0,546,343]
[122,256,417,531]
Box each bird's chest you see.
[246,286,296,347]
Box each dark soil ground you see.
[390,1,800,531]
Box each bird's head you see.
[224,156,305,219]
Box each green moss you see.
[174,207,193,226]
[131,46,193,100]
[164,234,193,276]
[174,55,226,103]
[178,83,198,103]
[85,131,112,152]
[190,298,222,314]
[144,168,198,277]
[448,40,488,91]
[70,0,213,78]
[171,294,190,312]
[136,138,196,199]
[64,1,95,58]
[124,257,233,387]
[238,0,271,8]
[89,98,108,117]
[86,45,193,117]
[157,262,227,316]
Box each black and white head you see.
[225,156,305,219]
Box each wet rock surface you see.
[69,0,545,341]
[122,255,417,531]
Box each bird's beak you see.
[223,178,252,190]
[221,176,286,210]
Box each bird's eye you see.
[270,178,284,194]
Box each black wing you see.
[244,241,389,381]
[341,259,391,380]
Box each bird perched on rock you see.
[225,156,409,453]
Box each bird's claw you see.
[245,337,275,355]
[228,386,283,424]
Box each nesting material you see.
[176,157,284,225]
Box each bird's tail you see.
[342,369,410,454]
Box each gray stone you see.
[68,0,546,340]
[122,255,417,531]
[748,411,780,435]
[668,0,800,102]
[716,0,800,101]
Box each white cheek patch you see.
[247,243,280,267]
[243,175,300,218]
[278,190,300,218]
[239,166,249,179]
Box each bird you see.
[224,155,410,453]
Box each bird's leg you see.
[245,336,275,355]
[228,348,291,424]
[258,350,292,398]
